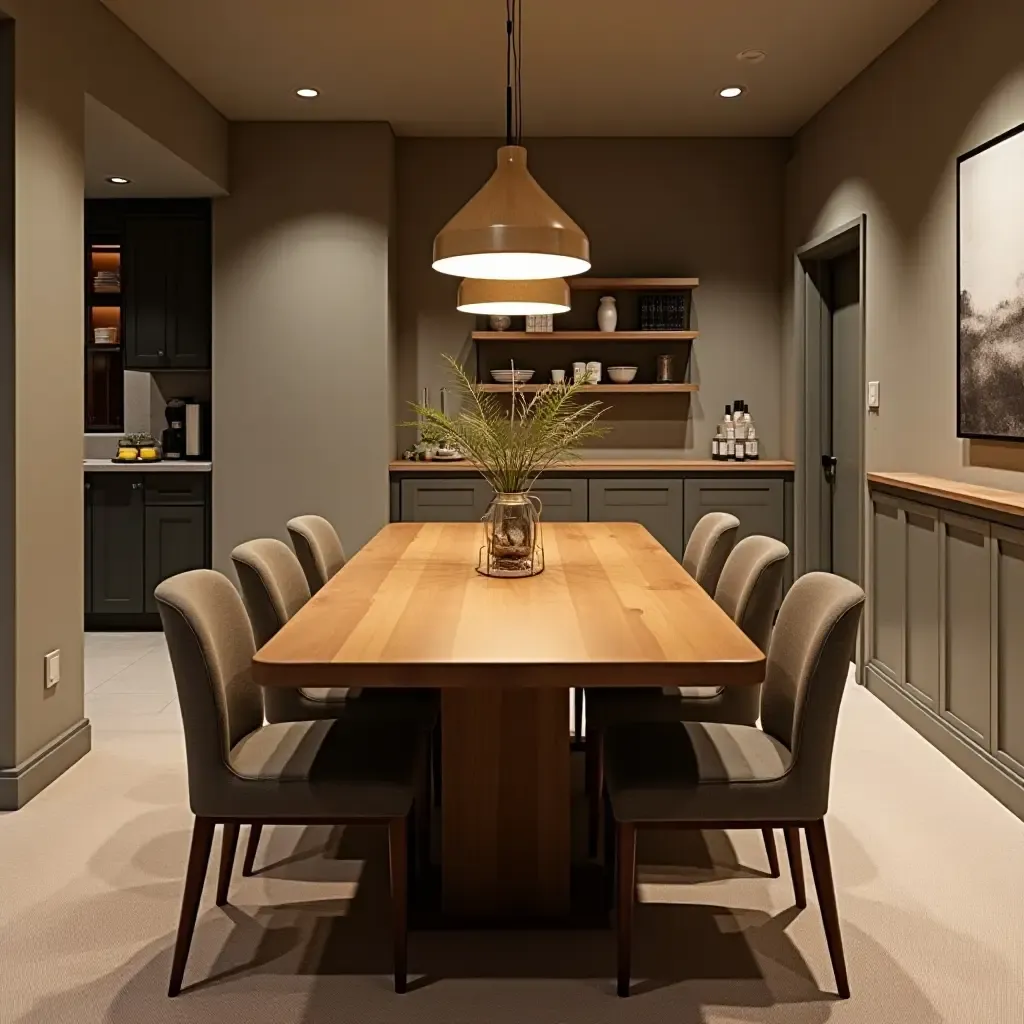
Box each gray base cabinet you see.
[588,478,684,561]
[399,479,492,523]
[683,478,784,543]
[85,471,209,624]
[867,482,1024,822]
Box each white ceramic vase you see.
[597,295,618,333]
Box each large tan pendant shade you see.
[457,277,570,315]
[433,145,590,280]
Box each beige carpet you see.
[2,665,1023,1023]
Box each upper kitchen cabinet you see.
[86,200,212,374]
[123,211,212,370]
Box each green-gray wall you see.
[212,122,397,571]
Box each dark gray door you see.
[91,475,145,614]
[821,248,862,583]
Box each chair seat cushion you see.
[227,718,420,818]
[605,720,792,823]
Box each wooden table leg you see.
[441,686,570,919]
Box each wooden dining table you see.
[252,520,766,921]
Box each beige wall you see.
[397,137,787,458]
[783,0,1024,485]
[212,122,396,570]
[0,1,227,804]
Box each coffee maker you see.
[162,399,205,460]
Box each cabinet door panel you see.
[123,218,173,369]
[905,507,940,708]
[870,495,904,683]
[84,480,93,615]
[528,479,587,522]
[400,479,491,523]
[942,514,991,746]
[994,526,1024,775]
[683,479,784,542]
[91,475,145,614]
[588,478,683,560]
[167,217,211,369]
[144,506,207,613]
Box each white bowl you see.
[608,366,638,383]
[491,369,535,383]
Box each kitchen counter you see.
[390,458,794,473]
[84,459,212,473]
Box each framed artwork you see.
[957,121,1024,440]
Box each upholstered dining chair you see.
[586,535,790,857]
[682,511,741,595]
[287,514,346,594]
[605,571,865,998]
[155,569,419,995]
[231,537,436,876]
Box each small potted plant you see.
[407,356,608,576]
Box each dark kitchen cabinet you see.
[122,214,211,370]
[85,471,210,627]
[89,475,146,615]
[143,505,207,613]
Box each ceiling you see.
[84,97,226,197]
[100,0,936,136]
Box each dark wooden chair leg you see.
[574,687,584,746]
[169,816,215,997]
[805,819,849,998]
[242,823,263,877]
[389,816,408,994]
[587,733,604,857]
[616,821,637,998]
[216,823,240,907]
[784,826,806,908]
[762,827,780,878]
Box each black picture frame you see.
[956,120,1024,441]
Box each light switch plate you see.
[44,649,60,690]
[867,380,880,410]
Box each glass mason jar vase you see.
[478,491,544,578]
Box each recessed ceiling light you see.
[736,49,766,63]
[296,88,319,98]
[106,176,131,185]
[718,86,746,99]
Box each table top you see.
[252,521,766,690]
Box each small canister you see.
[572,361,587,383]
[586,360,602,383]
[656,354,674,383]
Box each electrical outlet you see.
[867,380,880,410]
[44,649,60,690]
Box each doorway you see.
[795,218,866,668]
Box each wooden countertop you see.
[390,458,794,473]
[253,521,766,690]
[868,472,1024,519]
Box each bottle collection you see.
[711,400,759,462]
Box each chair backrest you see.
[682,512,740,594]
[287,514,346,594]
[231,538,311,648]
[154,569,263,803]
[715,535,790,653]
[761,571,865,808]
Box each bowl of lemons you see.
[115,433,161,463]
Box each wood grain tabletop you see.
[253,521,766,690]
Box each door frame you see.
[794,215,867,679]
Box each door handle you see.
[821,454,838,484]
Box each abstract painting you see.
[958,122,1024,439]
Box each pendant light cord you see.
[505,0,523,145]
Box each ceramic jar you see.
[597,295,618,333]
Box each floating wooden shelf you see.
[472,330,697,342]
[569,277,699,290]
[478,382,697,394]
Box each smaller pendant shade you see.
[457,278,570,315]
[433,146,590,280]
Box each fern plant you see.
[407,355,609,494]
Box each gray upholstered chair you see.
[287,514,346,594]
[155,569,418,995]
[606,571,865,998]
[586,536,790,856]
[682,511,741,594]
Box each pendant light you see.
[432,1,590,281]
[457,277,570,315]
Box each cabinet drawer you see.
[400,479,492,522]
[684,479,784,542]
[588,478,683,560]
[144,474,206,506]
[529,479,587,522]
